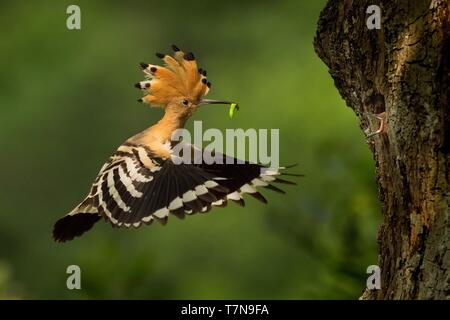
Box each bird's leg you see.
[366,111,387,138]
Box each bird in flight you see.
[53,45,298,242]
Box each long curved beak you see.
[198,99,235,106]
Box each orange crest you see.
[136,45,211,107]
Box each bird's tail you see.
[53,213,101,243]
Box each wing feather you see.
[65,143,298,230]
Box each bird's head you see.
[136,45,235,118]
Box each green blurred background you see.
[0,0,380,299]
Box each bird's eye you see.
[182,99,189,106]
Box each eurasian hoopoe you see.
[53,45,298,242]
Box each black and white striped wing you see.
[104,160,231,227]
[95,148,295,227]
[54,143,296,241]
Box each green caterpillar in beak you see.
[229,103,239,118]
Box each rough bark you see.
[314,0,450,299]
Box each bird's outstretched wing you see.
[53,142,297,242]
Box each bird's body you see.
[53,45,296,242]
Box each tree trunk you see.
[314,0,450,299]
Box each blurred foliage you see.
[0,0,380,299]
